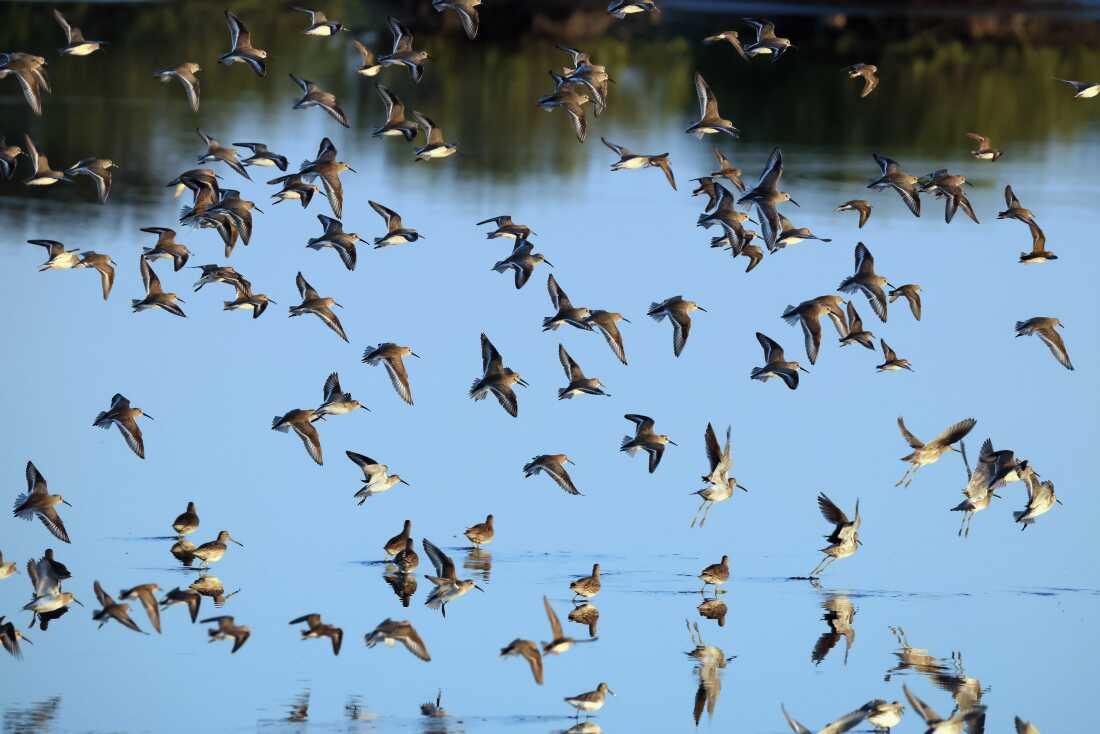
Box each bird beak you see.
[347,166,358,173]
[176,297,186,303]
[73,597,84,607]
[543,259,554,267]
[143,413,155,420]
[474,585,485,592]
[252,206,264,213]
[789,197,800,207]
[517,377,529,387]
[886,282,897,290]
[410,352,421,358]
[608,689,616,696]
[621,317,632,323]
[737,484,749,492]
[668,440,679,446]
[1056,498,1064,505]
[334,302,344,308]
[62,499,72,507]
[21,636,32,645]
[268,299,278,305]
[696,306,708,312]
[360,405,371,411]
[798,366,810,373]
[231,537,244,547]
[399,478,410,486]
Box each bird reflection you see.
[696,597,727,627]
[286,689,309,722]
[2,696,61,733]
[383,572,418,607]
[931,652,988,728]
[561,723,603,734]
[685,620,735,726]
[811,594,856,666]
[462,548,492,583]
[170,539,196,566]
[344,695,378,722]
[189,576,239,607]
[420,690,457,734]
[568,603,599,639]
[885,627,948,681]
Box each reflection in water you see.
[189,575,240,607]
[560,722,603,734]
[696,597,727,627]
[286,689,310,723]
[885,626,948,681]
[685,620,734,726]
[383,571,418,607]
[811,594,856,667]
[931,652,989,726]
[462,548,492,584]
[567,603,599,639]
[344,694,378,722]
[2,696,60,734]
[170,539,196,566]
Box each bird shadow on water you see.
[2,696,61,734]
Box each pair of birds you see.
[272,372,367,466]
[28,238,116,301]
[537,44,613,142]
[500,594,601,686]
[704,18,794,62]
[9,133,116,202]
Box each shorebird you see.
[307,214,362,271]
[464,515,494,548]
[0,53,49,115]
[219,11,267,76]
[193,531,243,567]
[558,344,610,399]
[1055,78,1099,98]
[570,565,602,602]
[52,10,106,56]
[601,137,676,190]
[13,462,71,544]
[235,142,287,171]
[543,595,597,654]
[556,44,611,113]
[775,215,831,250]
[269,173,318,208]
[140,227,190,271]
[1019,227,1056,264]
[289,272,347,342]
[289,74,349,127]
[223,281,275,319]
[835,200,872,228]
[291,7,348,36]
[493,239,552,289]
[738,147,797,250]
[1015,465,1060,529]
[298,137,355,217]
[370,201,423,247]
[523,454,581,495]
[811,594,856,666]
[703,30,747,59]
[470,333,528,417]
[92,582,144,634]
[691,423,748,528]
[584,310,630,365]
[0,617,30,658]
[621,414,676,472]
[24,554,81,623]
[478,214,536,241]
[896,416,976,487]
[22,135,70,186]
[93,394,152,459]
[698,556,730,595]
[998,184,1037,225]
[966,132,1002,160]
[434,0,481,40]
[536,72,590,143]
[420,690,446,718]
[781,296,847,365]
[902,684,985,734]
[352,39,382,76]
[707,147,745,191]
[379,17,430,83]
[272,408,324,465]
[133,258,185,317]
[317,372,367,417]
[413,112,458,160]
[422,538,484,617]
[0,136,22,179]
[648,296,705,357]
[608,0,658,18]
[1015,317,1072,370]
[684,621,733,725]
[173,502,199,537]
[348,451,409,503]
[189,576,238,606]
[692,176,721,210]
[686,72,739,139]
[742,18,793,58]
[119,584,161,634]
[864,700,904,733]
[1015,717,1040,734]
[501,639,543,684]
[544,275,593,331]
[393,538,419,573]
[72,251,115,301]
[751,332,807,390]
[781,703,867,734]
[65,158,116,203]
[569,603,599,638]
[28,239,80,271]
[372,84,418,140]
[697,597,728,626]
[868,153,920,217]
[877,339,913,372]
[384,521,412,558]
[192,263,248,294]
[362,343,418,405]
[809,493,861,578]
[154,63,200,112]
[290,613,343,655]
[365,619,431,661]
[838,243,892,322]
[564,683,613,718]
[888,284,921,321]
[202,616,250,653]
[845,63,878,97]
[196,129,250,179]
[698,184,752,248]
[920,170,979,224]
[952,439,1007,538]
[0,551,16,581]
[38,549,71,581]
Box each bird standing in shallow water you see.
[698,555,730,595]
[193,531,243,567]
[564,682,614,718]
[464,515,494,548]
[173,502,199,537]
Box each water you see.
[1,1,1099,732]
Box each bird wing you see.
[880,339,896,361]
[656,157,677,191]
[291,419,323,465]
[897,416,924,448]
[137,589,162,633]
[316,307,348,343]
[800,313,822,365]
[295,271,318,300]
[38,506,70,544]
[695,72,719,119]
[480,332,504,373]
[624,414,655,431]
[546,273,570,311]
[821,706,869,734]
[317,168,344,219]
[413,112,443,144]
[382,354,414,405]
[647,443,666,473]
[781,705,814,734]
[817,493,850,526]
[929,418,977,449]
[388,16,414,53]
[558,343,582,381]
[669,308,692,356]
[140,257,162,294]
[400,624,431,661]
[1004,184,1020,209]
[116,415,145,459]
[225,11,249,50]
[600,137,630,158]
[853,242,875,275]
[94,580,112,607]
[903,684,942,725]
[421,538,456,580]
[489,384,519,417]
[1036,326,1073,369]
[322,372,341,403]
[377,84,403,120]
[756,146,783,191]
[543,595,563,639]
[25,460,47,496]
[369,200,402,230]
[543,461,581,495]
[703,422,722,473]
[756,332,785,363]
[966,132,990,147]
[593,316,627,365]
[52,9,75,44]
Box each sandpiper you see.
[601,137,676,190]
[951,440,1001,538]
[393,538,419,572]
[269,173,318,208]
[119,584,161,634]
[698,555,730,595]
[1055,78,1099,98]
[896,416,976,487]
[868,153,920,217]
[1019,227,1055,264]
[24,553,82,622]
[92,581,144,634]
[558,344,610,399]
[65,158,116,203]
[0,136,22,179]
[584,310,630,365]
[141,227,190,271]
[52,10,106,57]
[703,31,747,60]
[839,301,875,349]
[22,135,70,187]
[353,40,382,76]
[564,683,613,718]
[699,183,752,247]
[523,454,581,495]
[420,690,446,718]
[537,72,590,143]
[965,132,1002,160]
[920,169,979,224]
[692,176,720,210]
[28,239,80,271]
[362,343,418,405]
[544,275,593,332]
[413,112,457,160]
[864,700,904,732]
[173,502,199,537]
[902,684,985,734]
[372,84,418,140]
[379,17,430,82]
[543,595,597,654]
[708,147,745,191]
[289,272,347,342]
[193,531,244,567]
[219,11,267,76]
[0,551,16,581]
[835,200,872,228]
[621,414,676,473]
[289,74,349,127]
[1014,718,1039,734]
[501,638,543,684]
[570,564,602,602]
[93,393,152,459]
[465,515,494,548]
[133,257,186,317]
[1015,465,1060,529]
[0,617,30,658]
[609,0,658,19]
[1015,317,1073,370]
[202,615,250,653]
[234,142,287,171]
[648,296,705,357]
[686,72,739,139]
[317,372,367,417]
[493,239,552,289]
[877,339,913,372]
[809,493,860,578]
[196,129,250,179]
[434,0,481,39]
[775,214,831,251]
[781,295,847,365]
[845,63,878,97]
[0,54,49,115]
[384,520,412,557]
[691,423,748,527]
[569,603,599,638]
[738,147,797,250]
[470,333,528,417]
[298,138,355,217]
[422,538,484,616]
[223,281,275,319]
[781,703,867,734]
[751,332,808,390]
[838,242,892,322]
[370,201,423,247]
[347,451,409,503]
[557,44,611,113]
[14,462,72,544]
[478,215,535,240]
[290,613,343,655]
[742,18,793,58]
[307,214,362,271]
[291,7,347,36]
[154,63,201,112]
[272,408,324,465]
[812,594,855,665]
[888,284,921,321]
[365,618,431,661]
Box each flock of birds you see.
[0,2,1082,731]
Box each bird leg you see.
[700,502,715,527]
[690,498,708,528]
[809,555,833,578]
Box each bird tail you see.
[1014,321,1026,332]
[557,388,571,400]
[781,306,799,325]
[271,416,290,432]
[620,436,638,453]
[648,303,666,321]
[541,316,558,331]
[93,411,112,429]
[1013,510,1026,522]
[469,378,486,399]
[130,299,142,309]
[13,493,33,519]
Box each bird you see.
[845,63,878,97]
[362,343,418,405]
[781,296,847,365]
[219,11,267,76]
[775,215,831,251]
[570,564,602,602]
[420,690,447,718]
[154,63,201,112]
[268,173,318,208]
[13,462,71,544]
[0,136,22,179]
[196,129,250,180]
[708,147,745,191]
[470,333,528,418]
[809,493,861,578]
[0,551,16,581]
[478,214,536,241]
[298,137,355,217]
[119,584,162,634]
[864,700,904,733]
[648,296,705,357]
[0,617,30,659]
[159,587,201,623]
[384,520,412,557]
[223,281,275,319]
[193,531,244,568]
[601,137,676,190]
[888,284,921,321]
[698,555,730,595]
[867,153,920,217]
[289,272,348,342]
[21,135,70,186]
[1055,78,1099,98]
[751,332,807,390]
[422,538,484,617]
[0,53,49,115]
[317,372,367,418]
[272,408,324,465]
[133,257,186,318]
[703,30,747,59]
[235,142,287,171]
[501,639,543,685]
[378,17,430,83]
[738,147,797,250]
[621,414,676,473]
[1014,465,1060,529]
[919,170,979,224]
[835,200,872,228]
[686,72,739,139]
[1015,717,1040,734]
[544,274,593,332]
[951,439,1005,538]
[348,451,409,503]
[28,239,80,271]
[583,310,630,365]
[742,18,794,59]
[902,684,985,734]
[93,394,153,459]
[464,515,494,548]
[558,344,611,399]
[966,132,1002,160]
[1015,317,1073,370]
[92,581,144,634]
[372,84,418,140]
[781,703,867,734]
[876,339,913,372]
[691,423,748,528]
[365,618,430,661]
[202,616,251,653]
[839,301,875,350]
[895,416,976,487]
[608,1,658,19]
[536,72,590,143]
[543,594,597,654]
[564,683,614,718]
[289,74,349,127]
[811,594,856,666]
[393,537,419,573]
[306,214,362,271]
[523,454,581,496]
[52,10,106,57]
[352,39,382,77]
[556,44,611,113]
[433,0,481,40]
[65,158,116,203]
[370,201,423,247]
[172,502,199,537]
[838,243,892,322]
[290,7,348,36]
[493,239,552,290]
[289,613,343,655]
[140,227,190,271]
[1019,227,1056,264]
[413,112,458,160]
[24,550,82,623]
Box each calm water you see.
[1,2,1099,732]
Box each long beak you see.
[543,259,554,267]
[517,378,529,387]
[668,440,678,446]
[608,689,616,696]
[268,299,278,305]
[144,413,155,420]
[566,458,576,465]
[696,306,708,312]
[176,297,187,303]
[474,585,485,592]
[73,597,84,607]
[410,352,421,358]
[737,484,749,492]
[1056,498,1064,505]
[347,166,358,173]
[886,282,898,289]
[334,302,344,308]
[399,478,410,486]
[61,499,72,507]
[798,366,810,373]
[231,537,244,547]
[621,317,632,323]
[360,405,371,411]
[789,197,800,207]
[21,636,32,645]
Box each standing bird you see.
[22,135,70,187]
[569,565,602,603]
[751,332,807,390]
[809,494,861,578]
[876,340,913,372]
[895,416,976,487]
[289,613,343,655]
[470,334,528,417]
[365,619,430,661]
[838,243,892,322]
[219,11,267,76]
[781,703,867,734]
[543,275,593,332]
[289,272,347,342]
[1055,78,1100,98]
[698,556,730,595]
[13,462,72,544]
[902,684,985,734]
[193,531,244,567]
[690,423,748,528]
[288,74,349,127]
[379,17,430,83]
[493,240,552,290]
[202,616,251,653]
[966,133,1002,160]
[290,7,348,36]
[888,284,921,321]
[1014,465,1060,529]
[523,454,581,496]
[306,215,362,271]
[52,10,106,57]
[384,520,412,557]
[557,344,611,399]
[738,146,797,251]
[119,584,162,634]
[601,137,676,190]
[154,63,201,112]
[781,296,847,365]
[845,63,878,97]
[501,639,543,685]
[464,515,494,548]
[133,258,185,317]
[93,394,153,459]
[370,201,423,247]
[393,538,419,573]
[316,372,367,418]
[564,683,614,719]
[74,252,115,301]
[867,153,920,217]
[92,582,144,634]
[372,84,418,140]
[433,0,481,40]
[172,502,199,537]
[421,538,484,617]
[835,200,872,228]
[412,112,458,161]
[864,700,905,733]
[272,408,324,465]
[620,414,676,473]
[584,310,630,365]
[65,158,117,203]
[686,72,739,139]
[1015,317,1073,370]
[362,343,418,405]
[648,296,706,357]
